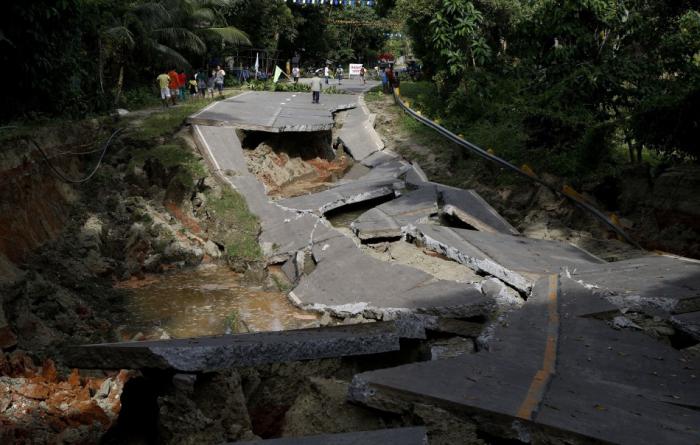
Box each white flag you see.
[254,53,259,73]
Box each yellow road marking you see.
[516,274,559,421]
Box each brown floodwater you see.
[115,264,316,339]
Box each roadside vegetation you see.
[392,0,699,180]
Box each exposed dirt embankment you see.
[240,130,353,198]
[0,111,277,443]
[0,125,100,285]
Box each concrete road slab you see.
[352,187,438,240]
[193,125,250,176]
[290,234,493,321]
[407,224,604,293]
[349,275,700,444]
[570,255,700,314]
[189,92,357,131]
[65,322,403,372]
[229,426,426,445]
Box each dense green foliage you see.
[0,0,389,122]
[396,0,700,170]
[2,0,696,171]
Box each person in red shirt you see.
[178,71,187,101]
[168,69,179,105]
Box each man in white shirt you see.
[292,66,300,84]
[324,66,330,85]
[311,72,322,104]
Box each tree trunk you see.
[98,37,104,95]
[114,65,124,107]
[636,144,643,164]
[624,130,636,163]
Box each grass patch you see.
[134,102,205,140]
[207,188,262,262]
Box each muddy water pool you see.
[115,264,316,339]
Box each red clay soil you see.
[0,351,135,444]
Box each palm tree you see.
[99,0,250,105]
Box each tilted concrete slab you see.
[229,427,427,445]
[337,98,384,161]
[439,185,519,235]
[352,187,438,240]
[276,178,401,215]
[359,149,399,168]
[349,276,700,444]
[189,91,357,131]
[357,159,412,182]
[671,311,700,341]
[404,162,429,187]
[193,125,251,176]
[290,234,494,325]
[569,255,700,315]
[407,224,604,293]
[65,322,403,372]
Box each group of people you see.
[380,66,399,93]
[322,65,345,85]
[156,66,227,107]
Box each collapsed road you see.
[70,82,700,444]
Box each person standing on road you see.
[292,66,300,84]
[215,65,226,97]
[360,66,366,85]
[207,69,216,99]
[380,68,388,93]
[311,72,322,104]
[168,68,179,105]
[178,70,187,101]
[156,71,171,107]
[336,65,344,85]
[324,65,330,85]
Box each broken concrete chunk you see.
[479,278,524,311]
[430,336,475,360]
[292,236,494,326]
[404,162,429,187]
[406,224,603,293]
[670,311,700,341]
[277,179,400,215]
[352,186,438,240]
[65,322,404,372]
[439,186,519,235]
[337,103,385,161]
[360,150,399,168]
[570,255,700,316]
